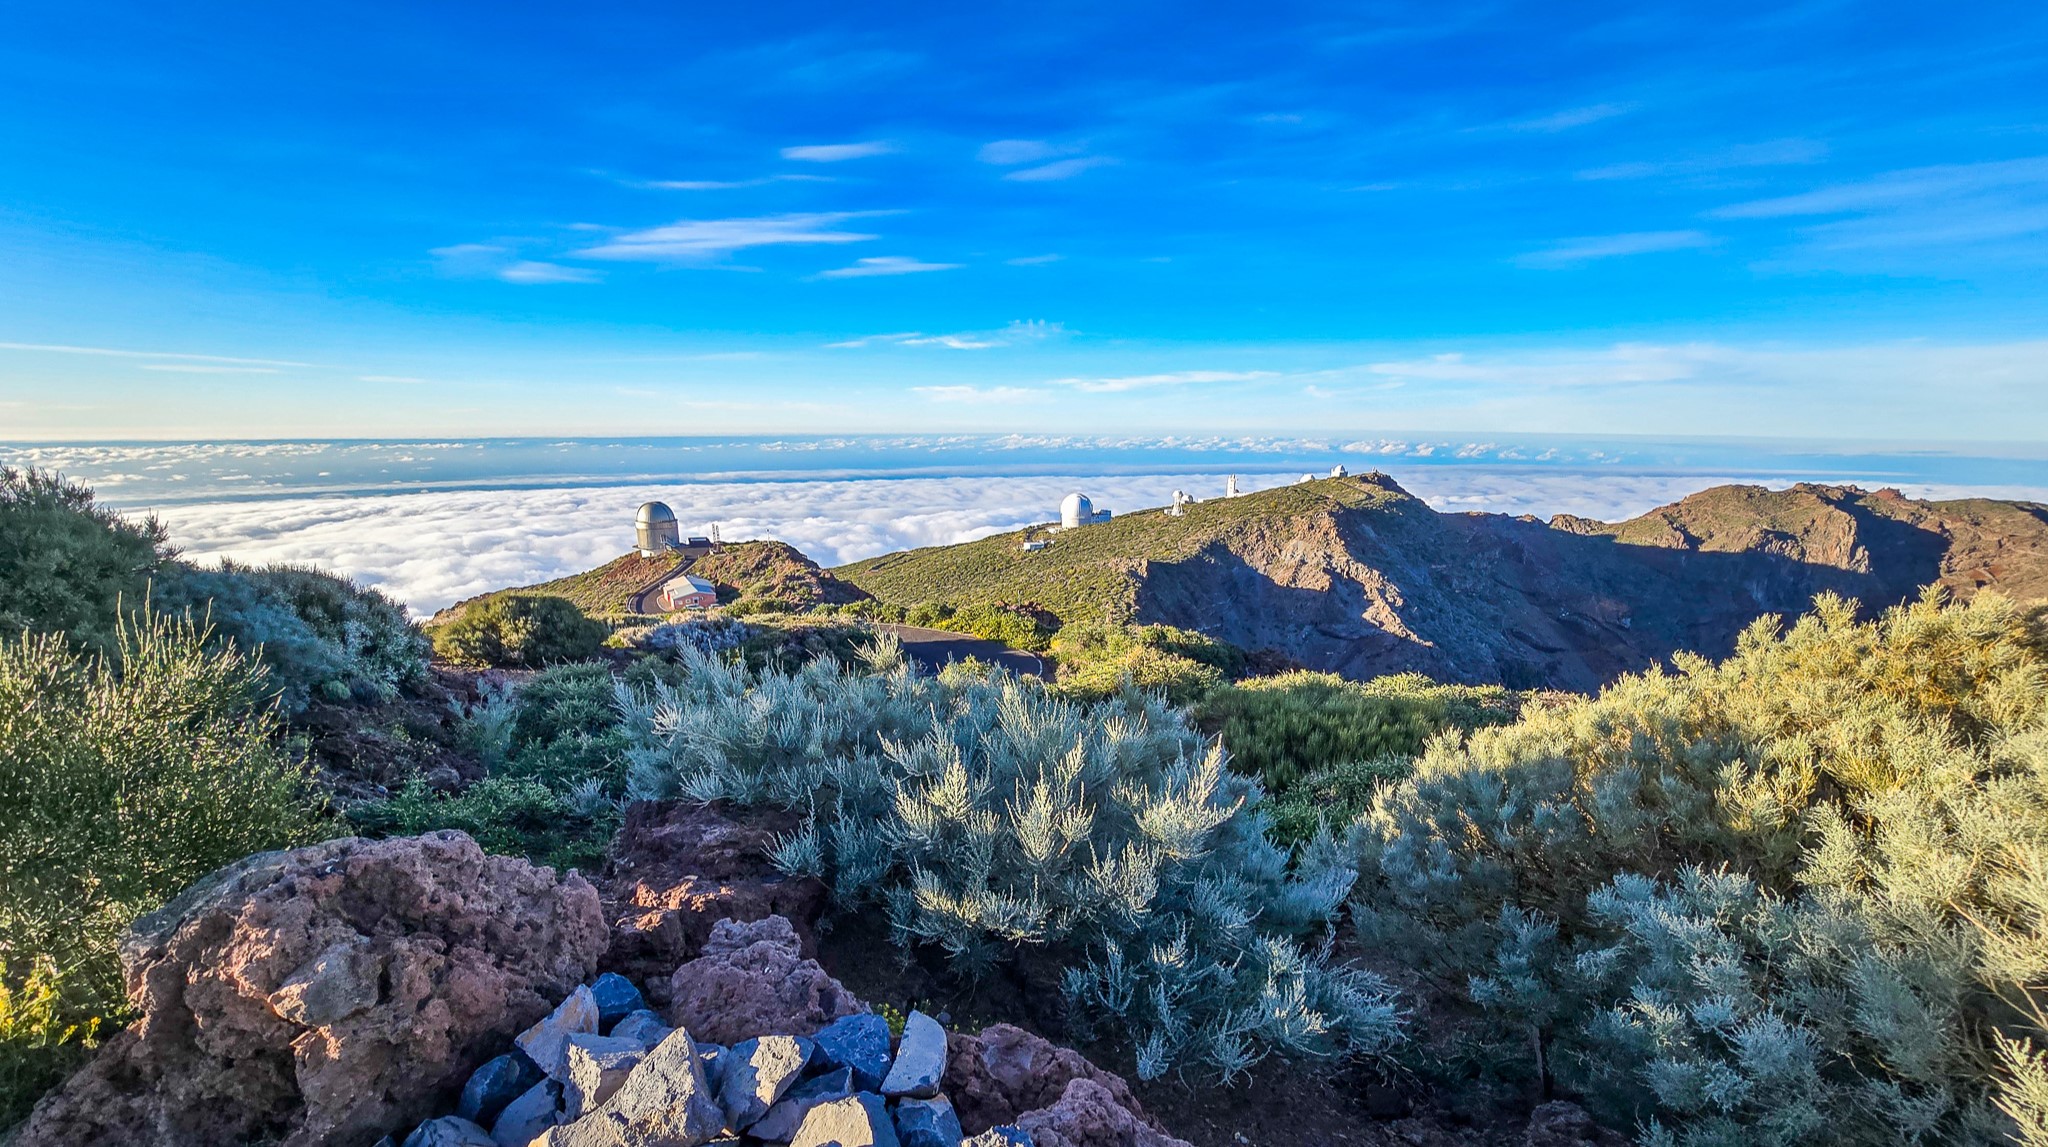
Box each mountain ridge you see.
[836,474,2048,690]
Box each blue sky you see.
[4,0,2048,440]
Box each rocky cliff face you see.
[1127,477,2048,691]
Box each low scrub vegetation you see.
[0,467,171,652]
[431,594,609,667]
[617,640,1403,1080]
[1049,622,1242,705]
[156,562,429,712]
[1348,591,2048,1145]
[0,615,324,1127]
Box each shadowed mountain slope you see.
[836,475,2048,691]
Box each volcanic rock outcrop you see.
[14,830,607,1147]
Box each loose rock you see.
[668,916,862,1045]
[404,1115,498,1147]
[941,1025,1158,1136]
[881,1011,946,1099]
[790,1092,900,1147]
[717,1034,815,1130]
[1524,1101,1629,1147]
[458,1053,544,1125]
[963,1128,1031,1147]
[549,1026,726,1147]
[895,1095,965,1147]
[750,1067,853,1143]
[491,1080,563,1147]
[812,1013,893,1091]
[1016,1079,1189,1147]
[590,973,648,1028]
[519,985,601,1079]
[563,1034,648,1120]
[609,1009,673,1049]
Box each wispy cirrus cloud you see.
[499,261,600,284]
[1005,156,1117,182]
[573,213,885,262]
[637,174,834,191]
[1502,102,1633,132]
[1578,138,1827,181]
[977,139,1074,165]
[814,255,962,278]
[911,385,1047,403]
[1006,254,1062,266]
[780,141,894,162]
[829,320,1062,349]
[1516,230,1715,267]
[140,364,282,374]
[1052,369,1276,393]
[1363,345,1710,387]
[0,341,309,367]
[1706,156,2048,264]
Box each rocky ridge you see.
[841,475,2048,691]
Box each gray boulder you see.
[750,1067,853,1143]
[491,1079,563,1147]
[717,1034,815,1130]
[547,1026,726,1147]
[963,1129,1032,1147]
[403,1115,497,1147]
[458,1053,544,1125]
[811,1013,893,1091]
[894,1096,963,1147]
[790,1093,900,1147]
[563,1034,649,1120]
[609,1009,673,1049]
[516,985,600,1079]
[880,1011,945,1099]
[590,973,648,1028]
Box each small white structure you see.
[1225,475,1243,498]
[636,502,680,555]
[1060,492,1113,528]
[1297,473,1316,484]
[1330,464,1348,478]
[1021,539,1050,552]
[1164,490,1194,518]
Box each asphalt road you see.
[871,623,1045,678]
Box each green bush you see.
[618,639,1403,1080]
[0,957,99,1133]
[1262,755,1415,848]
[0,615,323,1125]
[898,601,1059,652]
[431,594,608,667]
[1196,670,1519,792]
[155,562,429,712]
[344,776,615,873]
[1347,592,2048,1144]
[1050,623,1240,705]
[0,467,171,651]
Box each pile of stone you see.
[397,973,1028,1147]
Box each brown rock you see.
[1523,1101,1629,1147]
[1016,1078,1193,1147]
[666,916,862,1046]
[602,802,828,1000]
[15,831,607,1147]
[942,1024,1162,1137]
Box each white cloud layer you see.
[780,141,894,162]
[574,213,884,261]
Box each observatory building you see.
[636,502,680,555]
[1060,492,1114,529]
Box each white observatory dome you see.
[1060,492,1094,529]
[635,501,681,555]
